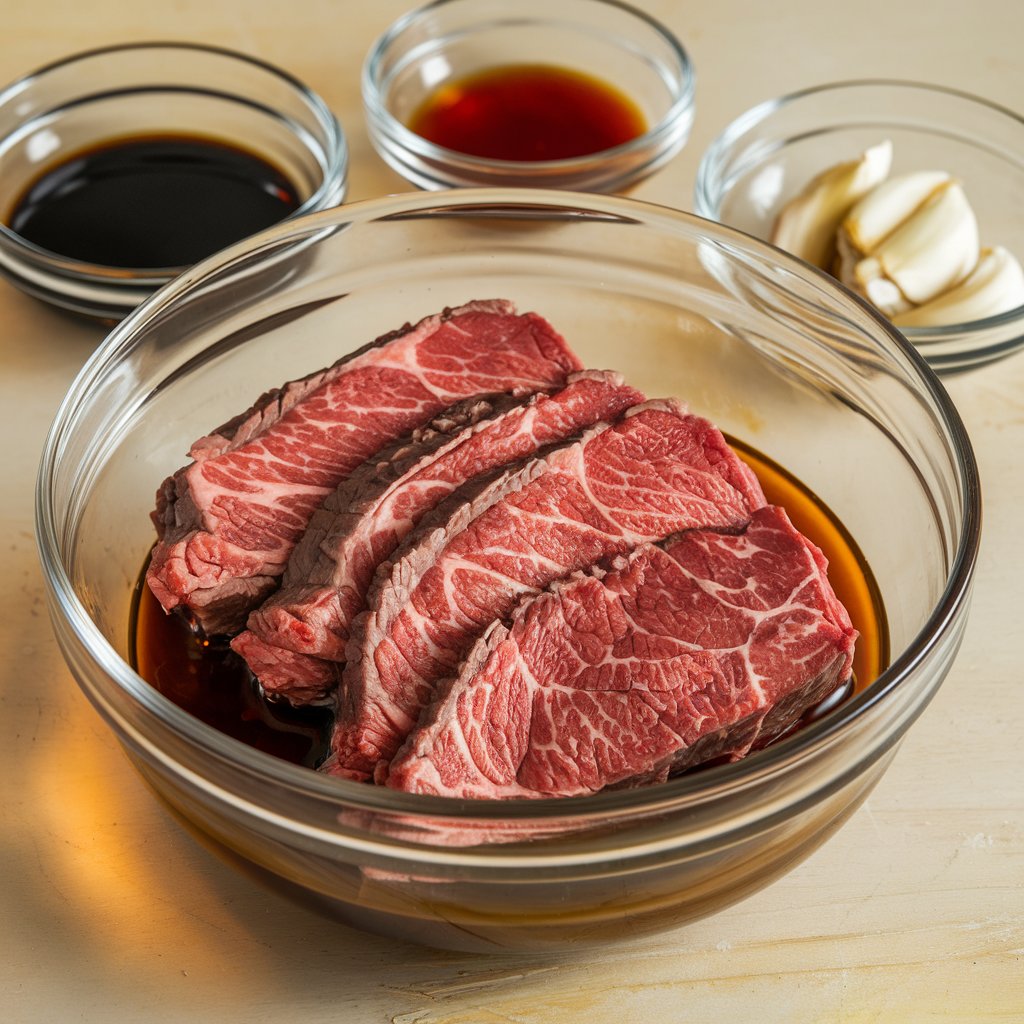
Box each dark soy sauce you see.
[128,583,331,768]
[8,135,301,269]
[129,439,889,771]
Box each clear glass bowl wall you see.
[363,0,694,191]
[0,43,347,319]
[38,191,978,952]
[694,80,1024,373]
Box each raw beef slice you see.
[330,401,768,781]
[146,299,582,635]
[233,370,643,704]
[386,504,857,798]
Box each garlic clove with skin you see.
[853,261,913,318]
[770,140,892,270]
[834,169,952,286]
[840,170,951,255]
[892,246,1024,327]
[866,180,979,305]
[772,145,1021,329]
[840,178,980,310]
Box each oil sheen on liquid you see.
[129,437,889,770]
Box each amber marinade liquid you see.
[129,439,888,769]
[730,437,887,695]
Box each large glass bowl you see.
[36,190,979,953]
[694,80,1024,374]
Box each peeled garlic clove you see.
[841,170,951,254]
[893,246,1024,327]
[870,181,979,304]
[854,257,914,317]
[771,140,892,269]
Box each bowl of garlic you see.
[695,80,1024,373]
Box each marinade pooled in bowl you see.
[132,297,878,797]
[130,431,887,780]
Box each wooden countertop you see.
[2,2,1021,1021]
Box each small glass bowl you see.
[0,42,348,321]
[694,80,1024,374]
[37,189,979,952]
[362,0,694,193]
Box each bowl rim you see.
[693,77,1024,341]
[36,187,981,827]
[361,0,696,177]
[0,39,348,282]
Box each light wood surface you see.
[2,2,1022,1021]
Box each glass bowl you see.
[694,79,1024,374]
[362,0,694,192]
[37,189,979,953]
[0,42,348,321]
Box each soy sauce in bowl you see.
[9,134,302,270]
[0,42,347,319]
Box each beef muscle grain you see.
[146,300,581,634]
[386,504,857,798]
[232,371,642,704]
[329,401,767,781]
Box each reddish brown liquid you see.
[129,590,331,768]
[407,64,647,162]
[129,440,888,769]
